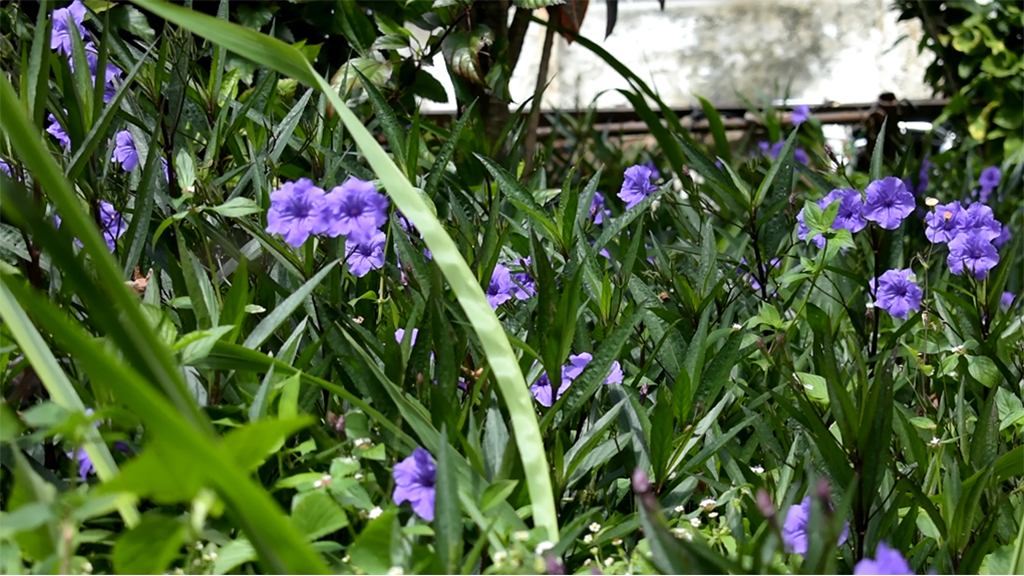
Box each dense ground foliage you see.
[1,1,1022,575]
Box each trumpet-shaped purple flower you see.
[605,361,623,385]
[47,113,71,150]
[782,497,850,555]
[395,328,418,347]
[392,447,436,521]
[0,160,11,177]
[738,257,781,292]
[993,223,1011,250]
[590,192,611,225]
[618,165,658,209]
[854,542,914,575]
[530,372,567,408]
[266,178,325,247]
[68,447,96,482]
[98,200,126,252]
[316,178,388,241]
[924,201,966,244]
[792,105,811,126]
[863,177,914,230]
[870,269,922,320]
[486,263,514,308]
[798,188,867,248]
[111,130,138,171]
[563,353,625,386]
[948,232,999,279]
[71,42,122,103]
[769,141,809,164]
[346,230,386,278]
[51,0,88,57]
[1002,292,1016,311]
[961,203,1002,241]
[512,258,536,300]
[643,161,661,181]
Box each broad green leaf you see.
[291,491,349,541]
[112,514,186,575]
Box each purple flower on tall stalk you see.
[924,201,966,244]
[529,372,566,408]
[870,269,923,320]
[111,130,138,171]
[863,177,915,230]
[47,113,71,150]
[512,258,536,300]
[854,542,914,575]
[392,448,436,521]
[1001,292,1016,311]
[590,192,611,225]
[798,188,866,248]
[72,42,121,103]
[50,0,88,57]
[486,264,514,308]
[266,178,325,247]
[618,165,657,209]
[791,105,811,126]
[948,232,999,280]
[346,230,386,278]
[781,497,850,555]
[315,177,388,241]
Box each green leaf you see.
[442,26,495,86]
[869,116,888,181]
[435,425,462,574]
[967,355,1001,388]
[480,480,519,513]
[347,509,398,575]
[112,514,187,575]
[242,262,336,350]
[213,539,257,575]
[222,417,313,473]
[291,491,349,541]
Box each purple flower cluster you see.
[265,177,390,277]
[763,141,809,165]
[791,105,811,126]
[796,188,866,248]
[925,202,1004,280]
[530,353,624,407]
[870,269,923,320]
[392,447,436,521]
[781,497,850,555]
[55,200,127,252]
[618,165,658,209]
[50,0,88,57]
[978,166,1001,204]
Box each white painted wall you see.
[417,0,935,112]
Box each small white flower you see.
[589,547,599,555]
[354,472,365,480]
[674,505,685,513]
[514,530,530,542]
[195,542,204,550]
[354,438,373,449]
[690,517,702,528]
[182,185,195,195]
[82,562,93,574]
[201,554,211,562]
[750,465,765,474]
[208,552,217,562]
[929,436,941,447]
[699,498,717,511]
[368,506,383,519]
[925,196,939,207]
[493,551,507,564]
[584,559,592,566]
[865,301,875,310]
[313,474,332,488]
[353,316,364,324]
[612,538,623,547]
[708,511,719,518]
[535,541,555,555]
[589,522,601,533]
[192,559,201,567]
[341,555,351,563]
[952,345,965,355]
[604,557,615,567]
[732,323,742,332]
[387,567,403,575]
[583,534,593,544]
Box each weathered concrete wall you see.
[419,0,935,111]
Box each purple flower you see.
[47,113,71,150]
[618,165,657,209]
[863,177,915,230]
[924,201,966,244]
[791,104,810,126]
[486,264,514,308]
[68,447,96,482]
[1001,291,1016,311]
[316,177,388,241]
[768,141,809,164]
[50,0,88,57]
[917,160,932,195]
[854,542,914,575]
[605,361,623,385]
[392,448,436,521]
[563,353,624,386]
[346,230,386,278]
[979,166,1001,195]
[512,259,536,300]
[870,269,923,320]
[590,192,611,225]
[530,372,567,408]
[948,232,999,279]
[643,161,661,181]
[111,130,138,171]
[993,223,1011,250]
[98,200,126,252]
[799,188,867,247]
[266,178,325,247]
[395,328,418,347]
[961,203,1002,241]
[781,497,850,555]
[738,257,781,291]
[0,160,11,177]
[72,42,121,103]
